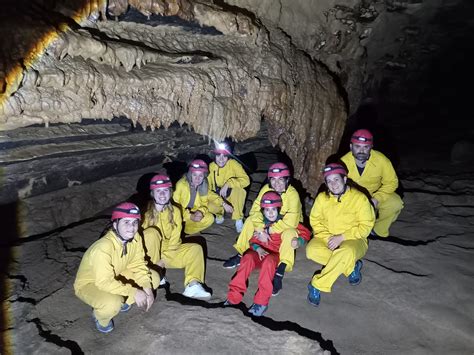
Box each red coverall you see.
[227,224,311,306]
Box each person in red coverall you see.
[224,191,311,317]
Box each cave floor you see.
[2,147,474,354]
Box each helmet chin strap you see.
[153,196,169,207]
[114,221,132,257]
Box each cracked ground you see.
[1,147,474,354]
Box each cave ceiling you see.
[0,0,464,193]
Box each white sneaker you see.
[182,283,211,300]
[159,276,168,286]
[235,219,244,233]
[215,215,224,224]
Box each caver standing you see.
[142,174,211,300]
[208,142,250,232]
[74,202,158,333]
[306,163,375,307]
[341,129,404,237]
[173,159,232,235]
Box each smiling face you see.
[191,171,205,187]
[325,174,347,196]
[263,206,279,222]
[215,153,229,168]
[351,142,372,163]
[269,177,287,193]
[152,187,171,205]
[114,217,139,241]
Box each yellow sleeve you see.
[373,156,399,203]
[309,194,332,241]
[343,193,375,240]
[270,188,301,233]
[226,160,250,188]
[90,245,137,299]
[126,240,153,289]
[173,179,191,219]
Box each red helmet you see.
[260,191,282,208]
[214,142,232,155]
[268,162,290,178]
[351,129,373,145]
[323,163,347,179]
[189,159,208,173]
[111,202,141,221]
[150,174,172,190]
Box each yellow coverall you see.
[74,230,159,327]
[208,159,250,220]
[173,176,224,234]
[233,184,303,272]
[307,187,375,292]
[142,205,205,286]
[341,149,404,237]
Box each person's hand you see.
[219,183,229,198]
[371,198,379,209]
[134,289,148,309]
[328,235,344,251]
[191,211,203,222]
[223,202,234,214]
[256,247,269,260]
[256,230,270,244]
[291,237,299,249]
[144,288,154,312]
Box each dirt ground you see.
[2,147,474,354]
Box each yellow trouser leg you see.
[228,187,247,220]
[233,217,255,254]
[307,238,367,292]
[184,212,214,234]
[143,228,162,265]
[163,243,205,286]
[278,228,298,272]
[75,283,123,327]
[120,268,160,292]
[374,193,404,237]
[208,200,224,217]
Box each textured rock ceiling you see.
[0,0,462,193]
[0,0,349,194]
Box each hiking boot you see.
[159,276,168,287]
[348,260,363,286]
[248,303,268,317]
[272,274,283,296]
[223,254,241,269]
[235,219,244,233]
[182,283,211,300]
[93,313,114,333]
[120,303,131,313]
[307,283,321,307]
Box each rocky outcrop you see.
[0,0,346,195]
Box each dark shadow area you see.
[161,284,339,354]
[368,234,447,247]
[27,318,84,354]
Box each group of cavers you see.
[74,129,404,333]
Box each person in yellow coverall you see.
[208,142,250,233]
[223,162,305,297]
[142,174,211,300]
[173,159,232,235]
[306,163,375,307]
[341,129,404,237]
[74,202,158,333]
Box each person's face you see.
[191,171,205,187]
[325,174,347,196]
[263,207,279,222]
[152,187,171,205]
[114,217,139,240]
[270,177,287,193]
[215,153,229,168]
[351,143,372,162]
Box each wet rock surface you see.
[2,147,474,354]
